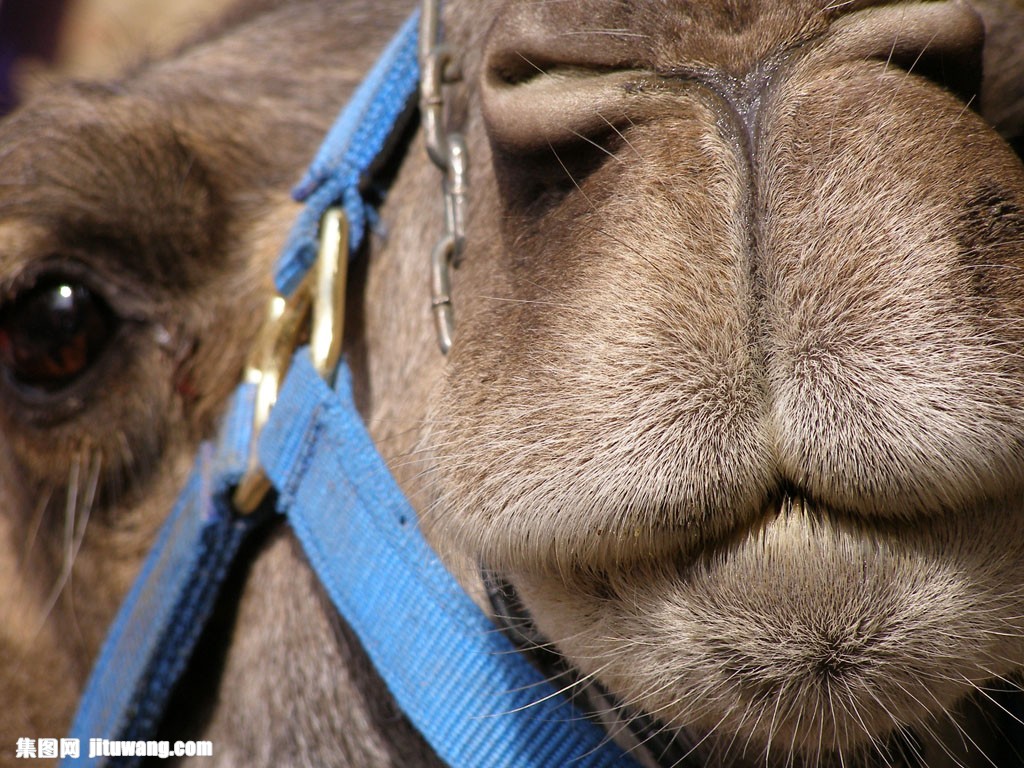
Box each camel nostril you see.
[827,0,985,103]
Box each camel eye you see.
[0,277,118,393]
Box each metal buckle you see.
[232,208,348,514]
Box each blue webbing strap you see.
[275,11,420,296]
[260,353,638,767]
[63,17,423,765]
[63,387,262,768]
[62,8,644,767]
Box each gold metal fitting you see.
[232,208,348,514]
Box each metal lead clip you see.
[420,0,468,354]
[233,208,348,514]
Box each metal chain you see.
[420,0,468,355]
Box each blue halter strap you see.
[62,11,641,768]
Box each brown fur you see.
[2,1,1024,766]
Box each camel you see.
[2,0,1024,765]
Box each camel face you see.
[3,2,1024,766]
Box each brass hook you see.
[232,208,348,514]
